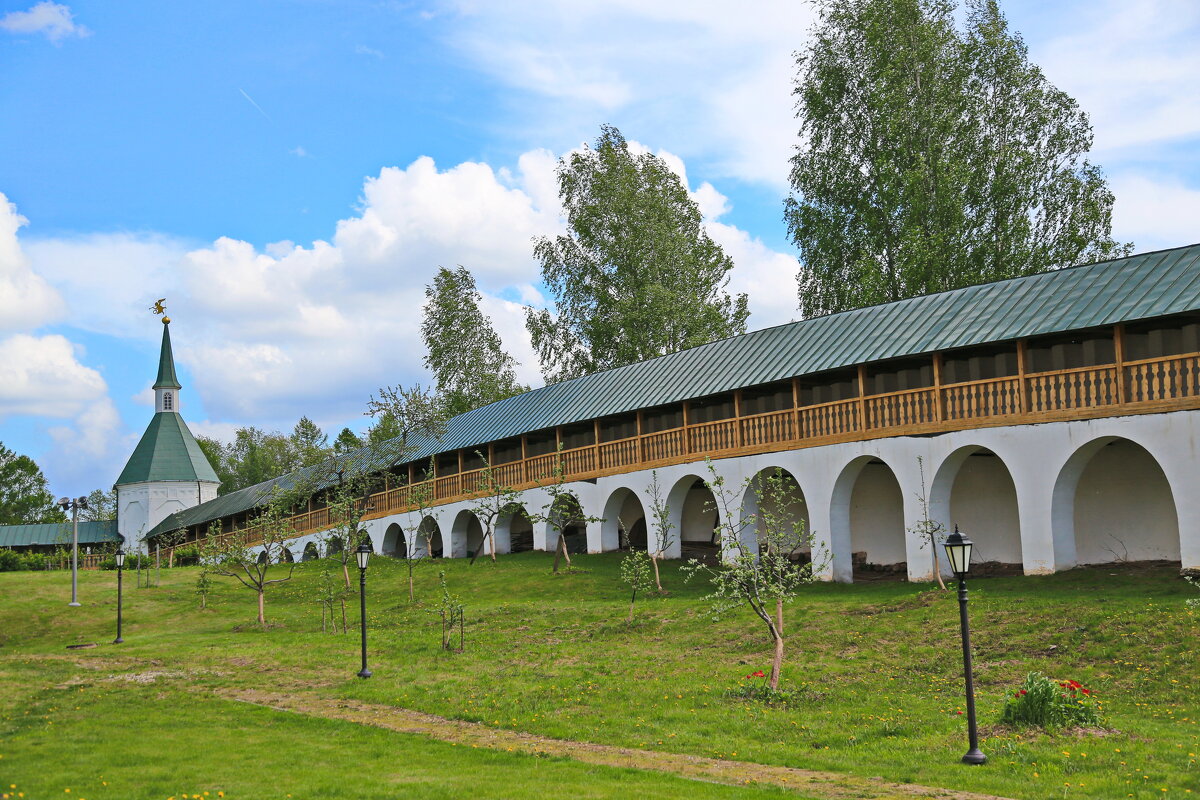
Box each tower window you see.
[163,392,173,411]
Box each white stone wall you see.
[118,480,218,549]
[256,409,1200,581]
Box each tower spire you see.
[154,317,182,391]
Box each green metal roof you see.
[154,320,182,390]
[147,243,1200,539]
[0,519,120,549]
[116,412,220,486]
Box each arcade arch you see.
[929,446,1022,570]
[382,523,406,558]
[602,487,647,551]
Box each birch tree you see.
[787,0,1129,317]
[526,125,749,383]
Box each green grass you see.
[1,554,1198,799]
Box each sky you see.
[2,0,1199,498]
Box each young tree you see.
[423,266,528,417]
[684,463,825,691]
[618,526,655,623]
[0,442,66,524]
[321,459,380,590]
[526,124,749,383]
[787,0,1129,317]
[364,383,447,448]
[206,493,300,627]
[397,463,436,602]
[909,456,948,590]
[645,471,675,593]
[467,452,524,565]
[532,444,601,573]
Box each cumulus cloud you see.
[19,146,800,447]
[0,1,89,43]
[0,194,64,332]
[1110,173,1200,252]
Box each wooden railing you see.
[189,349,1200,545]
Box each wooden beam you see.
[932,353,945,422]
[733,389,744,447]
[1114,324,1127,404]
[681,401,691,454]
[1016,339,1029,414]
[856,364,868,430]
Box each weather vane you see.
[149,298,169,324]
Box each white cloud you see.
[0,333,105,419]
[19,146,800,442]
[0,1,89,43]
[1031,1,1200,156]
[1110,173,1200,252]
[0,193,64,332]
[441,1,816,188]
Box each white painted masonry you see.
[117,480,218,549]
[252,409,1199,581]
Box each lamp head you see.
[356,541,371,571]
[58,497,70,509]
[114,548,125,568]
[943,525,974,578]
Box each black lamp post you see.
[944,526,985,765]
[113,547,125,644]
[356,542,372,679]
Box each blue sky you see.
[2,0,1199,497]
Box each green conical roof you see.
[154,319,181,390]
[116,412,219,485]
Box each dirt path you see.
[222,687,1015,800]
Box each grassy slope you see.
[0,554,1197,799]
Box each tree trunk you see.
[321,602,326,633]
[340,597,348,634]
[408,569,415,603]
[651,553,663,593]
[168,549,175,569]
[489,528,497,562]
[341,553,351,591]
[932,546,947,591]
[628,589,637,623]
[257,589,265,627]
[769,632,784,691]
[775,597,784,637]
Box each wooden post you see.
[520,434,528,484]
[593,419,602,471]
[1114,324,1127,404]
[457,449,464,475]
[792,377,802,440]
[636,410,646,463]
[733,389,744,447]
[1016,339,1029,414]
[932,352,945,422]
[857,364,869,430]
[408,463,415,485]
[681,401,691,455]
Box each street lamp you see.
[57,495,89,607]
[113,547,125,644]
[356,541,372,679]
[944,525,986,766]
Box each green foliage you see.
[0,549,21,571]
[80,488,118,522]
[999,672,1104,729]
[0,441,65,525]
[422,266,528,418]
[333,427,363,453]
[435,569,465,651]
[526,124,749,383]
[1185,575,1199,612]
[787,0,1129,317]
[199,418,334,496]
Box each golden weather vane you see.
[149,298,170,324]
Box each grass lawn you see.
[0,553,1197,799]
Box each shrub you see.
[173,545,200,566]
[0,549,21,572]
[1000,672,1103,729]
[19,552,49,571]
